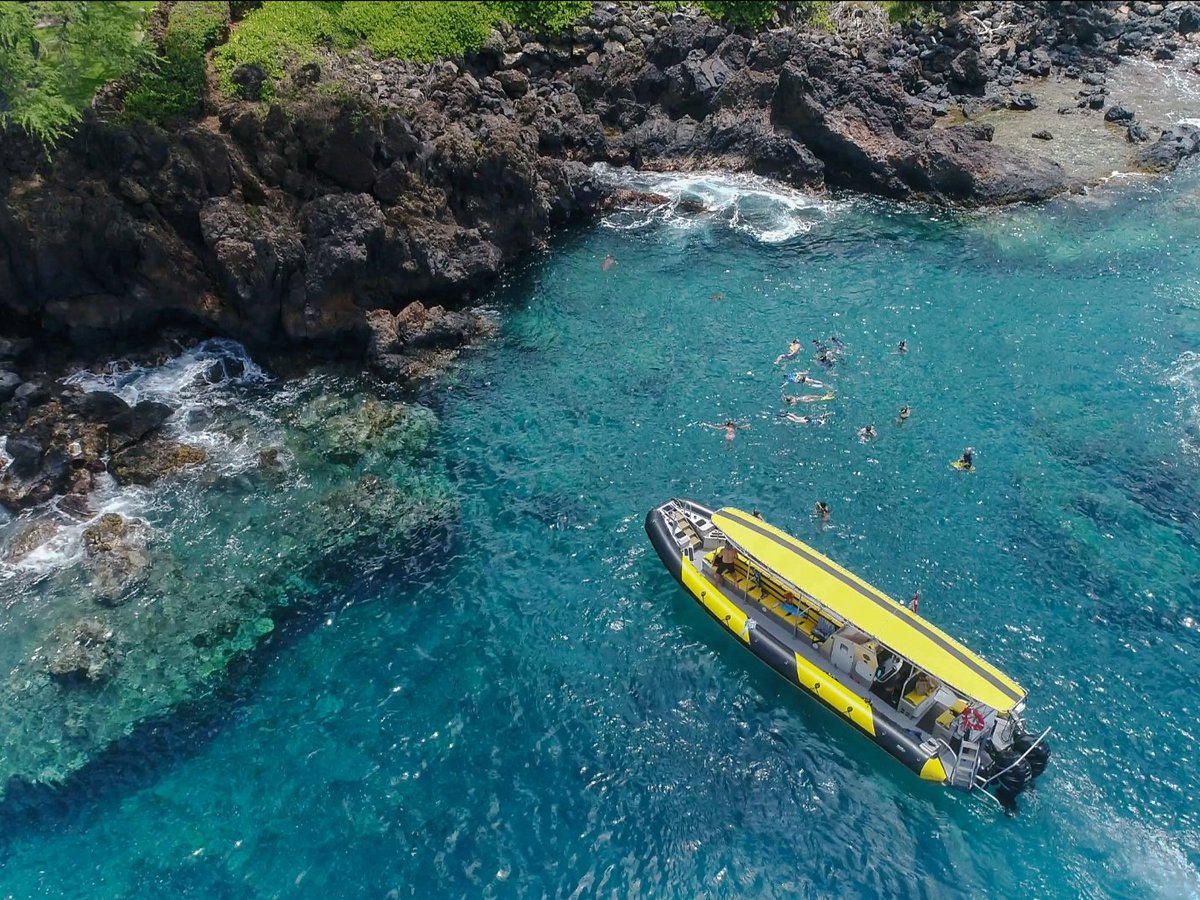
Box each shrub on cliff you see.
[214,1,594,99]
[125,1,230,123]
[0,0,151,143]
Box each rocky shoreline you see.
[1,0,1199,802]
[1,3,1198,363]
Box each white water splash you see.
[64,338,268,403]
[64,338,275,478]
[2,340,280,578]
[1165,350,1200,455]
[593,164,840,243]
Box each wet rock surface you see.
[0,347,459,801]
[366,301,496,381]
[1,2,1196,362]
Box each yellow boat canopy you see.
[711,507,1026,713]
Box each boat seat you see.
[935,700,968,732]
[899,678,939,718]
[812,617,837,643]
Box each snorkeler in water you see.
[780,412,832,426]
[702,419,750,442]
[782,391,836,405]
[898,340,908,354]
[601,254,616,271]
[857,424,877,443]
[897,405,911,424]
[814,500,831,522]
[784,371,824,388]
[830,335,847,350]
[775,339,803,365]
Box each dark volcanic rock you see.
[1032,130,1054,141]
[109,400,175,447]
[366,301,496,380]
[1135,124,1200,172]
[0,369,21,403]
[109,439,208,485]
[0,0,1185,368]
[1104,105,1135,124]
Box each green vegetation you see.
[214,1,590,100]
[0,0,151,143]
[125,1,229,123]
[882,1,951,24]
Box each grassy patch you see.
[215,1,597,99]
[125,1,230,123]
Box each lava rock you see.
[1135,123,1200,171]
[1126,122,1151,143]
[109,400,175,447]
[0,369,20,403]
[1104,105,1135,124]
[46,619,114,683]
[1032,130,1054,141]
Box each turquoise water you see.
[2,167,1200,897]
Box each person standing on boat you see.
[716,541,738,577]
[910,591,920,614]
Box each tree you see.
[0,1,150,144]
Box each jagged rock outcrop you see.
[366,301,496,380]
[0,0,1196,361]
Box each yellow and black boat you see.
[645,499,1050,807]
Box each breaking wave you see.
[64,338,276,478]
[593,164,841,243]
[1165,350,1200,455]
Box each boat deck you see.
[698,552,959,743]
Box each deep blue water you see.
[2,167,1200,898]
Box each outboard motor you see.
[1012,729,1051,779]
[985,751,1033,809]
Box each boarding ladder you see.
[951,739,981,790]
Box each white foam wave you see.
[1,479,156,579]
[1165,350,1200,455]
[64,338,274,478]
[593,164,840,243]
[64,338,268,404]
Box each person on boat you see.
[775,339,803,365]
[909,590,920,614]
[898,340,908,354]
[857,424,877,443]
[780,412,832,425]
[814,500,831,522]
[601,253,616,271]
[897,405,911,424]
[715,541,738,577]
[957,446,975,469]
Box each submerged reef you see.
[0,342,457,799]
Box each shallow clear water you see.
[2,165,1200,898]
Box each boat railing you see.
[976,725,1052,790]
